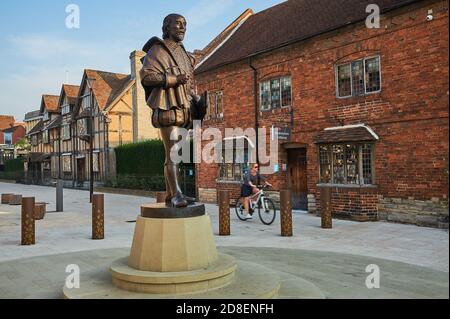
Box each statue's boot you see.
[182,195,196,204]
[171,192,188,208]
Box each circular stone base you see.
[141,203,205,219]
[63,257,325,299]
[110,254,237,294]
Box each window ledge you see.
[316,183,378,189]
[216,179,241,185]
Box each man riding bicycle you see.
[240,163,272,219]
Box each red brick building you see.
[0,115,15,144]
[194,0,449,228]
[1,123,26,145]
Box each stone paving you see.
[0,182,448,299]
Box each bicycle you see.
[234,185,277,225]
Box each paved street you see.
[0,182,448,272]
[0,182,448,299]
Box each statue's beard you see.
[174,34,184,42]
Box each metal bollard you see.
[56,180,63,212]
[156,191,167,203]
[21,197,35,245]
[321,187,332,229]
[9,194,22,205]
[92,194,104,240]
[280,190,293,237]
[1,193,13,204]
[218,190,230,236]
[34,202,46,220]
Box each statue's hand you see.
[176,74,189,85]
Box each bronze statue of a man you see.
[140,14,207,208]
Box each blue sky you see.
[0,0,285,121]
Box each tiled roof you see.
[194,9,254,66]
[3,122,25,133]
[314,125,379,144]
[62,84,80,106]
[84,69,132,110]
[196,0,422,74]
[24,110,42,121]
[27,120,44,136]
[0,115,15,130]
[42,95,60,113]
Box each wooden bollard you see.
[218,190,230,236]
[21,197,35,245]
[92,194,104,240]
[280,190,293,237]
[156,191,167,203]
[1,193,13,204]
[321,187,332,229]
[34,202,46,220]
[9,194,22,205]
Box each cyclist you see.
[240,163,272,219]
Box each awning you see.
[222,136,255,149]
[45,116,62,130]
[314,124,379,144]
[27,120,44,136]
[28,153,50,162]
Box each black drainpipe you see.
[248,58,259,165]
[249,58,260,185]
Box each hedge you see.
[104,174,166,191]
[114,139,194,176]
[111,139,196,192]
[0,158,25,181]
[115,139,165,176]
[4,158,24,172]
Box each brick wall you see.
[195,0,449,227]
[316,186,379,221]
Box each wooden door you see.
[287,148,308,210]
[77,158,85,183]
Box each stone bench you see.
[1,193,13,204]
[34,202,46,220]
[9,194,22,206]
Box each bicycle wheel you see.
[258,198,276,225]
[235,197,247,221]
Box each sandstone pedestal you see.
[110,203,237,295]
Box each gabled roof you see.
[196,0,423,74]
[0,115,15,130]
[75,69,132,114]
[24,110,42,121]
[40,95,60,114]
[58,84,80,107]
[194,9,254,67]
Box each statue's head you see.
[162,14,187,43]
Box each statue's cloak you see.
[140,37,196,111]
